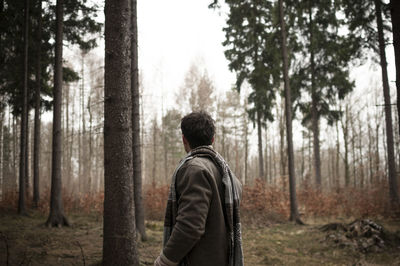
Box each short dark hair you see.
[181,111,215,149]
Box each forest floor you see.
[1,210,400,265]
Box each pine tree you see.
[289,0,358,188]
[46,0,69,227]
[223,0,281,179]
[278,0,303,224]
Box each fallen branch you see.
[75,241,86,266]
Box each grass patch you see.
[0,210,399,265]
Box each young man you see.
[154,111,244,266]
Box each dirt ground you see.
[0,211,399,265]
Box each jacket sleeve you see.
[163,164,212,263]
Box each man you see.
[154,111,244,266]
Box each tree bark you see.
[33,0,42,208]
[131,0,147,242]
[103,0,139,264]
[18,0,29,215]
[46,0,69,227]
[391,0,400,138]
[279,0,303,224]
[375,0,400,205]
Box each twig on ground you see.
[75,241,86,266]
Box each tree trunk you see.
[309,3,321,188]
[0,106,3,198]
[375,0,400,205]
[25,112,30,199]
[18,0,29,215]
[103,0,139,263]
[358,117,364,188]
[375,118,380,181]
[256,109,264,179]
[342,105,350,187]
[131,0,147,242]
[264,125,268,182]
[367,115,373,186]
[46,0,69,227]
[243,104,248,185]
[279,0,303,224]
[33,0,42,208]
[391,0,400,138]
[351,116,356,187]
[152,118,157,187]
[2,118,12,195]
[279,102,286,178]
[88,91,92,193]
[335,120,340,189]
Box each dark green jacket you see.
[163,156,233,265]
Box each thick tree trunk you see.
[391,0,400,138]
[46,0,69,227]
[33,0,42,208]
[375,0,400,206]
[131,0,147,242]
[18,0,29,215]
[103,0,139,264]
[279,0,303,224]
[256,110,264,179]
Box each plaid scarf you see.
[163,146,244,266]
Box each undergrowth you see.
[1,179,399,222]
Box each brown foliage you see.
[143,184,169,220]
[1,180,398,221]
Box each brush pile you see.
[321,219,400,253]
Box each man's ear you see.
[211,136,215,144]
